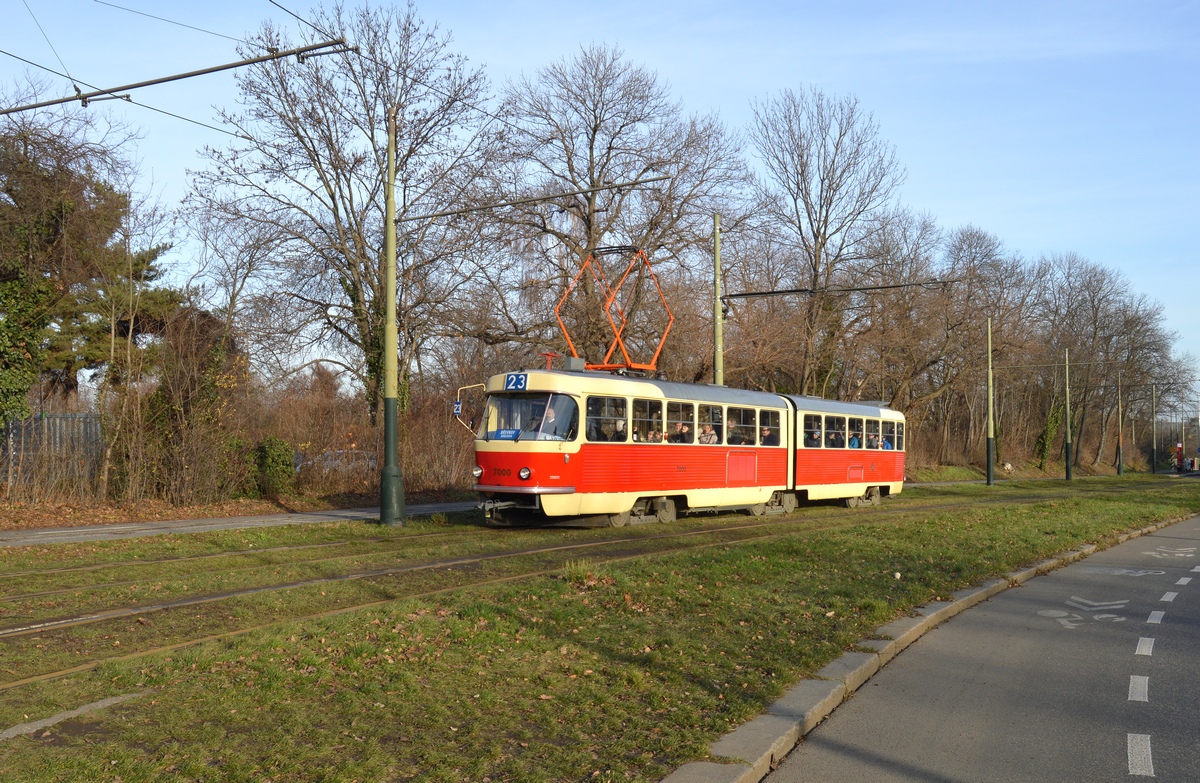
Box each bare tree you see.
[188,2,505,416]
[481,44,747,366]
[748,86,904,395]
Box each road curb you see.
[660,514,1194,783]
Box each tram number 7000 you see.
[504,373,528,391]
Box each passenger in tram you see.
[647,426,663,443]
[882,436,894,450]
[668,421,691,443]
[827,430,845,448]
[848,431,861,448]
[760,426,779,446]
[611,419,628,442]
[698,423,719,444]
[804,430,821,447]
[865,433,879,449]
[726,417,748,445]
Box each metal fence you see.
[2,414,104,500]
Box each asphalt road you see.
[0,501,478,547]
[767,516,1200,782]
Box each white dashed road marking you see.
[1176,577,1192,586]
[1136,638,1155,656]
[1160,592,1178,602]
[1147,611,1165,624]
[1128,734,1154,776]
[1128,676,1149,702]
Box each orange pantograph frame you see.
[553,247,675,372]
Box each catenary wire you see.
[92,0,259,47]
[0,48,251,139]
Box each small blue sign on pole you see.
[453,400,462,416]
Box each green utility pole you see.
[1116,372,1124,476]
[986,317,995,486]
[713,213,723,386]
[380,109,405,526]
[1151,383,1157,473]
[1064,348,1073,481]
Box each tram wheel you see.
[844,495,862,509]
[749,503,766,516]
[866,486,882,506]
[656,498,677,524]
[780,493,798,514]
[608,511,631,527]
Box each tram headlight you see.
[472,466,484,478]
[518,467,532,480]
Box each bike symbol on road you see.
[1144,547,1196,559]
[1076,567,1165,577]
[1038,596,1129,628]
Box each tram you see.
[471,367,905,526]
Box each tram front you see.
[473,370,584,524]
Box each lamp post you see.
[380,107,405,526]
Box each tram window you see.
[882,421,897,450]
[632,399,664,443]
[825,416,846,448]
[847,417,864,449]
[727,407,756,445]
[698,404,723,444]
[586,396,627,442]
[865,420,881,449]
[480,393,577,442]
[666,402,694,443]
[896,422,905,451]
[803,414,823,447]
[759,410,781,446]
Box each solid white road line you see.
[1128,734,1154,776]
[1136,637,1155,656]
[1177,577,1192,585]
[1128,675,1149,702]
[1147,611,1165,624]
[1161,592,1178,602]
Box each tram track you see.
[0,481,1175,614]
[0,479,1187,693]
[0,522,825,693]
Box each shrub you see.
[256,436,296,498]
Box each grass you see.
[0,478,1198,781]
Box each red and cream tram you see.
[472,368,905,526]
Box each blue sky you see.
[3,0,1198,375]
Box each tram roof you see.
[493,370,900,417]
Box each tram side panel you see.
[574,443,789,514]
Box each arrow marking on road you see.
[1136,638,1155,656]
[1065,596,1128,611]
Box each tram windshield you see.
[478,393,578,442]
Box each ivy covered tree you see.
[0,101,177,417]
